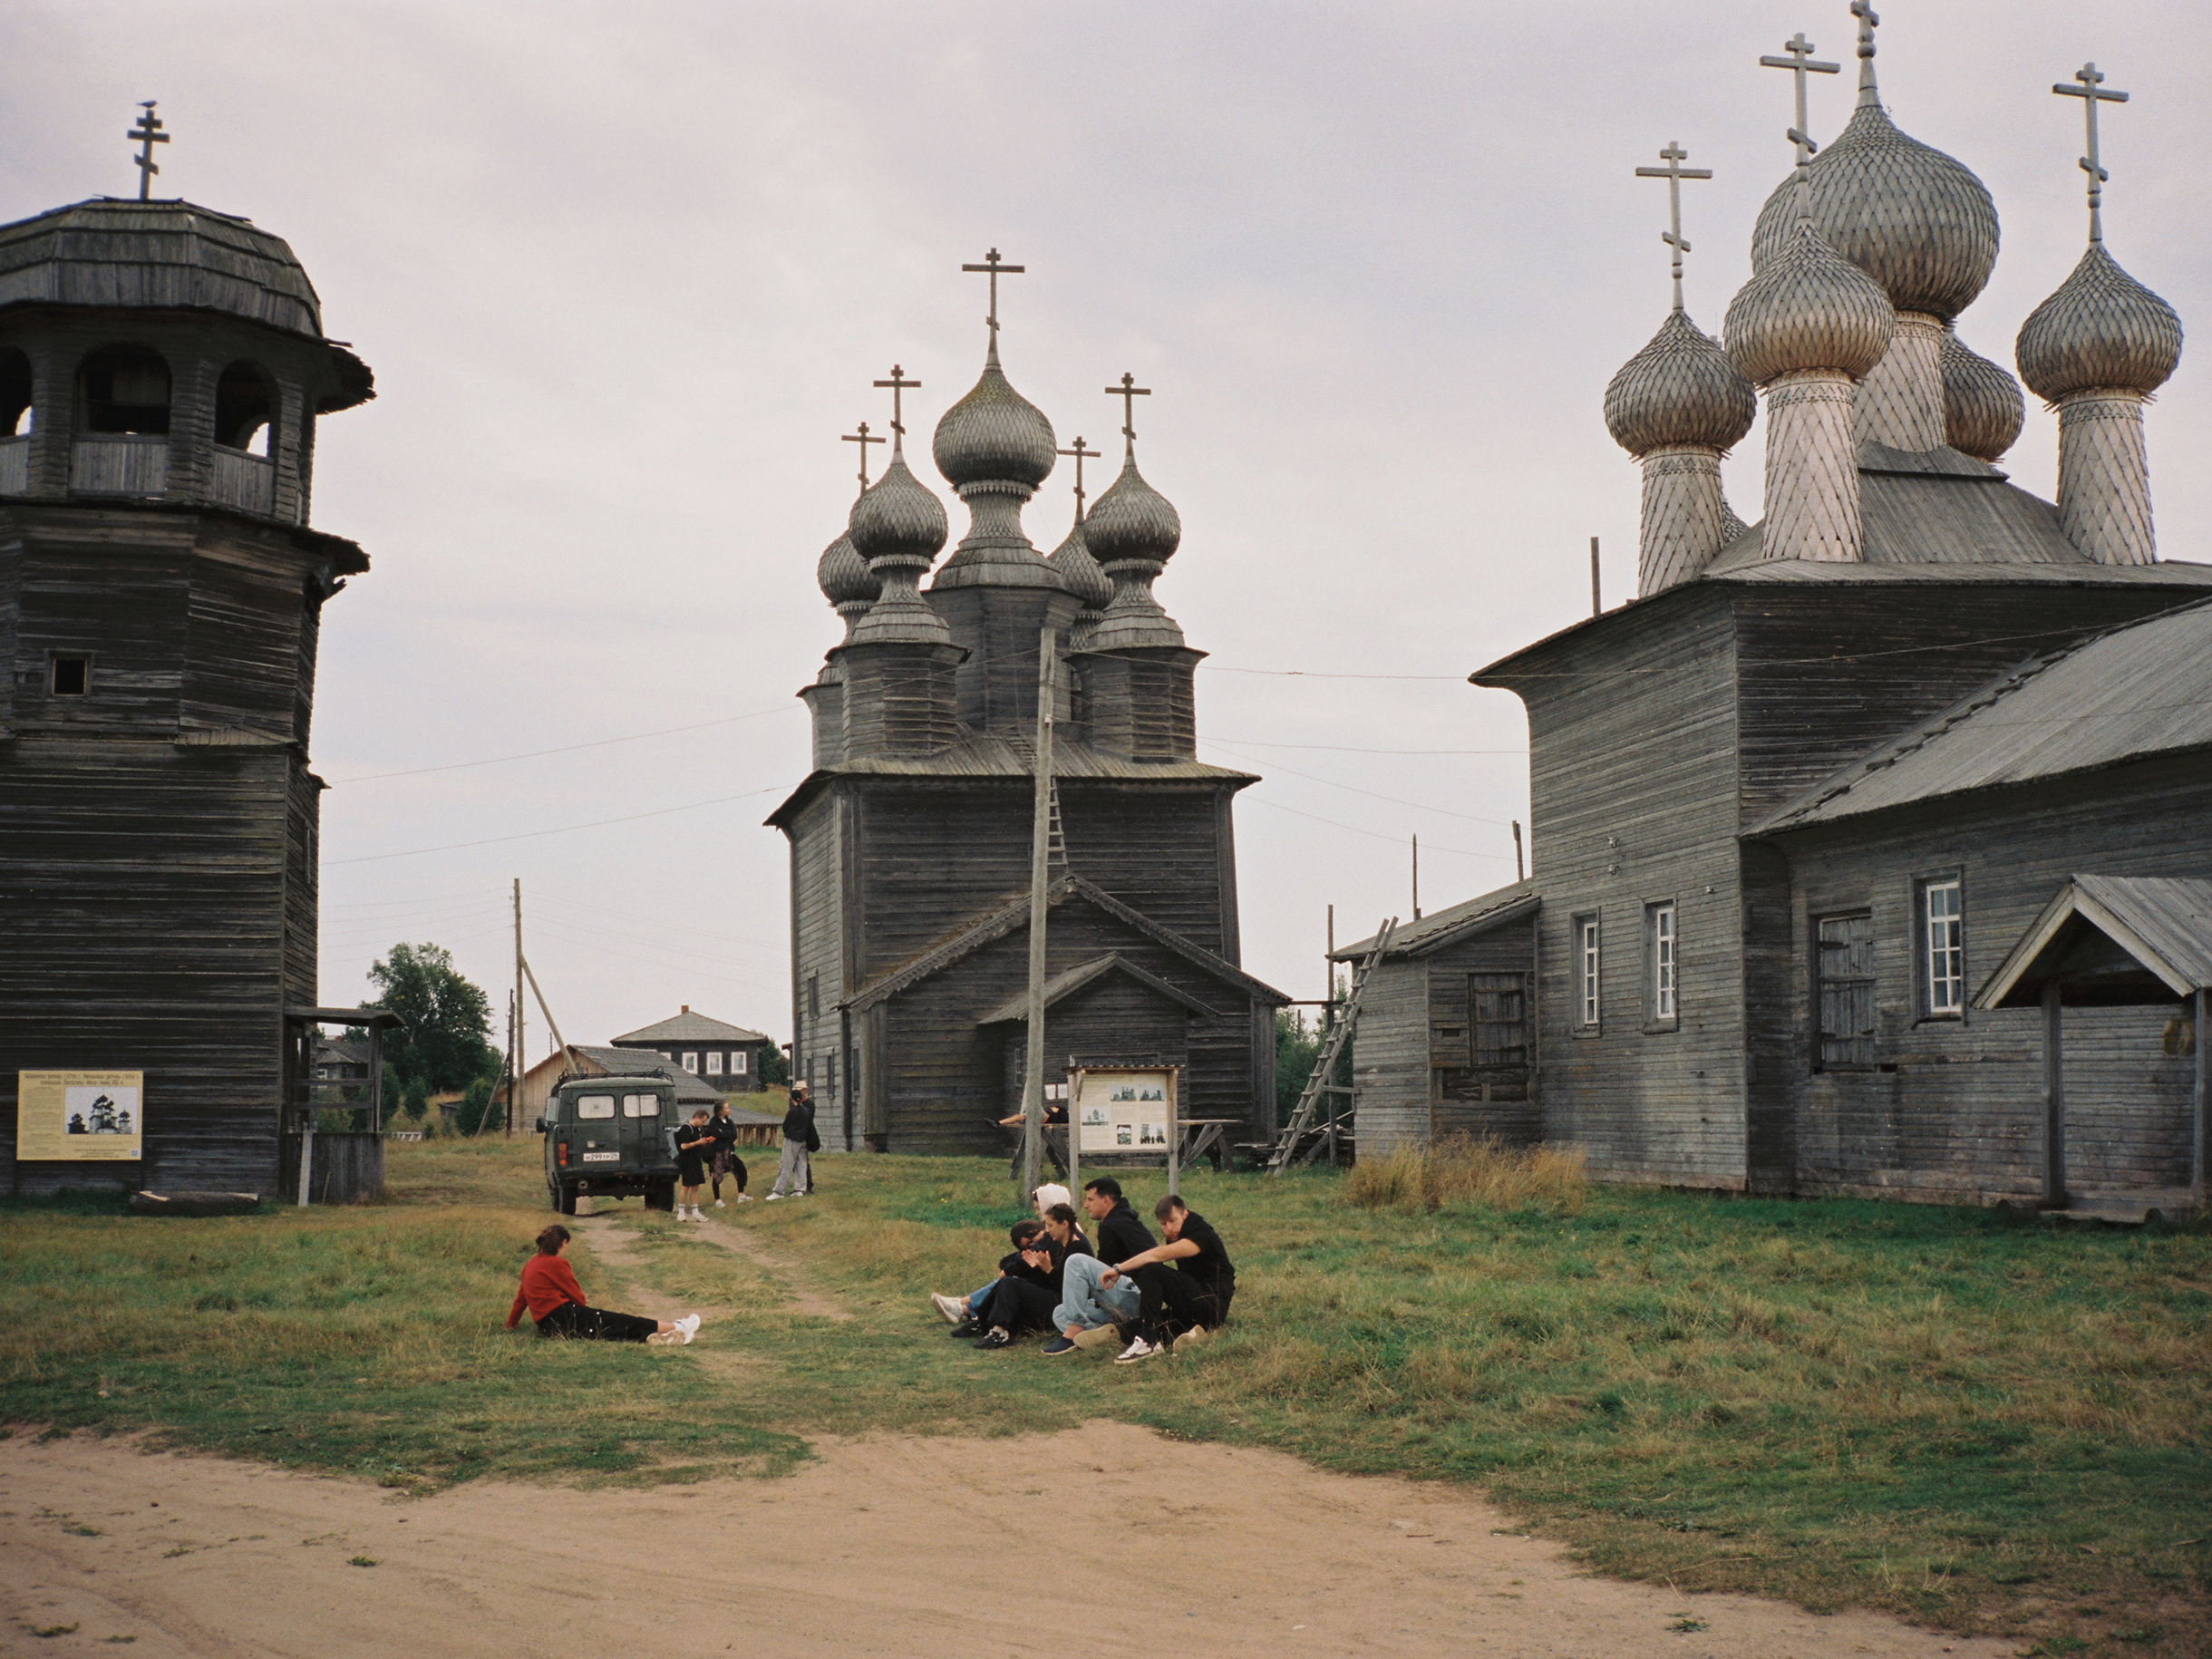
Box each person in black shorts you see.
[674,1108,714,1225]
[1101,1193,1234,1363]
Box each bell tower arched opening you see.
[212,359,278,513]
[0,348,29,494]
[72,344,171,497]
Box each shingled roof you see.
[610,1010,771,1045]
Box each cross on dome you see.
[1635,141,1714,314]
[1760,33,1840,217]
[841,422,883,492]
[960,247,1026,356]
[1105,373,1151,457]
[1849,0,1881,107]
[872,364,920,452]
[128,102,170,201]
[1057,436,1101,520]
[2055,63,2130,246]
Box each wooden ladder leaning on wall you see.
[1266,917,1396,1175]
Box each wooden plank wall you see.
[1512,589,1751,1187]
[784,789,844,1142]
[1427,920,1542,1144]
[1348,957,1429,1155]
[1763,755,2212,1202]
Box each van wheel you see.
[554,1184,577,1216]
[645,1183,674,1213]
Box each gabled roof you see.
[1333,880,1538,961]
[975,953,1221,1025]
[846,873,1289,1014]
[571,1045,725,1105]
[1975,876,2212,1008]
[1756,596,2212,834]
[611,1011,771,1044]
[767,733,1254,828]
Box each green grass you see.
[5,1136,2208,1656]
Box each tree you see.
[759,1045,790,1088]
[455,1076,497,1137]
[1275,1008,1324,1122]
[364,943,500,1095]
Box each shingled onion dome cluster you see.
[1605,309,1757,595]
[2015,241,2184,565]
[1749,44,1999,452]
[930,337,1062,588]
[1938,325,2025,463]
[1726,205,1894,563]
[1080,450,1186,650]
[816,511,880,644]
[846,439,954,645]
[1047,513,1113,638]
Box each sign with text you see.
[17,1071,144,1161]
[1073,1066,1178,1155]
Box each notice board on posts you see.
[1071,1065,1178,1155]
[17,1070,144,1161]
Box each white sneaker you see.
[1173,1325,1211,1356]
[766,1193,782,1202]
[713,1199,726,1209]
[736,1194,754,1203]
[677,1315,702,1339]
[931,1293,967,1324]
[1113,1336,1162,1364]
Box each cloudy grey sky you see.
[5,1,2203,1059]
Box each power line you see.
[1239,794,1510,861]
[1202,738,1516,827]
[1211,737,1528,755]
[327,786,785,865]
[328,703,803,784]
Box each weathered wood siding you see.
[1509,588,1750,1187]
[784,788,846,1143]
[1426,918,1540,1143]
[1760,754,2212,1202]
[1348,957,1429,1155]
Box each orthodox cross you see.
[841,421,883,492]
[871,364,920,449]
[1760,34,1839,216]
[1634,141,1712,314]
[1057,436,1100,519]
[960,247,1025,354]
[2055,63,2129,246]
[1849,0,1880,106]
[128,102,170,201]
[1105,372,1150,455]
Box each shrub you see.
[1344,1134,1586,1215]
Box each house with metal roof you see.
[1346,11,2207,1213]
[609,1007,775,1093]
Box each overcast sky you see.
[5,1,2204,1062]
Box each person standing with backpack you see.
[767,1081,814,1200]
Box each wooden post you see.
[2042,979,2066,1208]
[505,988,516,1135]
[1590,535,1602,616]
[521,955,587,1082]
[368,1020,383,1136]
[513,878,526,1091]
[1166,1065,1181,1198]
[1512,820,1524,883]
[1020,626,1057,1198]
[1067,1064,1083,1210]
[2194,985,2207,1213]
[1412,833,1421,920]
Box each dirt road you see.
[2,1424,2013,1658]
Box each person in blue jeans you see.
[1040,1178,1156,1356]
[929,1184,1073,1330]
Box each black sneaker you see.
[973,1325,1014,1351]
[948,1319,984,1340]
[1041,1335,1077,1356]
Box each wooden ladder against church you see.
[1266,917,1396,1175]
[1009,735,1068,869]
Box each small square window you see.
[730,1049,748,1075]
[681,1051,698,1072]
[703,1051,723,1075]
[50,656,89,696]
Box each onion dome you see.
[849,451,947,570]
[2015,243,2183,402]
[1750,102,1998,322]
[1725,219,1894,384]
[1604,310,1756,456]
[1939,325,2024,461]
[1046,519,1112,610]
[933,349,1056,490]
[817,520,878,608]
[1082,457,1182,570]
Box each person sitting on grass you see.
[674,1108,714,1224]
[1100,1193,1234,1364]
[506,1224,700,1345]
[1040,1178,1155,1357]
[944,1218,1045,1338]
[931,1184,1076,1328]
[971,1203,1096,1351]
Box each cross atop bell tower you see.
[2055,63,2130,245]
[128,102,170,201]
[1635,141,1713,314]
[960,247,1025,360]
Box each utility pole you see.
[1020,626,1056,1197]
[1590,536,1602,616]
[1412,833,1421,920]
[505,987,517,1135]
[513,878,527,1095]
[1513,819,1525,882]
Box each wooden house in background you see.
[609,1006,774,1092]
[0,197,374,1197]
[771,303,1285,1152]
[1354,23,2209,1210]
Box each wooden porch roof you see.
[1975,876,2212,1009]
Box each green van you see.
[538,1077,682,1214]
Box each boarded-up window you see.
[1816,912,1876,1069]
[1470,973,1527,1068]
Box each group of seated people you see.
[928,1177,1235,1364]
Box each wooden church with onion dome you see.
[1339,5,2211,1217]
[771,256,1288,1155]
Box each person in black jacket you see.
[1043,1178,1154,1355]
[973,1205,1096,1350]
[707,1103,749,1208]
[767,1082,814,1200]
[1101,1193,1235,1363]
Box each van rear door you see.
[571,1091,619,1175]
[620,1089,665,1169]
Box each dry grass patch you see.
[1346,1134,1587,1214]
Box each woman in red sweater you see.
[507,1225,700,1344]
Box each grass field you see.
[4,1136,2207,1656]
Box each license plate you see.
[581,1151,620,1162]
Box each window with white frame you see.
[730,1048,748,1075]
[1923,878,1965,1016]
[1648,901,1677,1024]
[681,1051,698,1072]
[703,1051,723,1075]
[1575,914,1601,1028]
